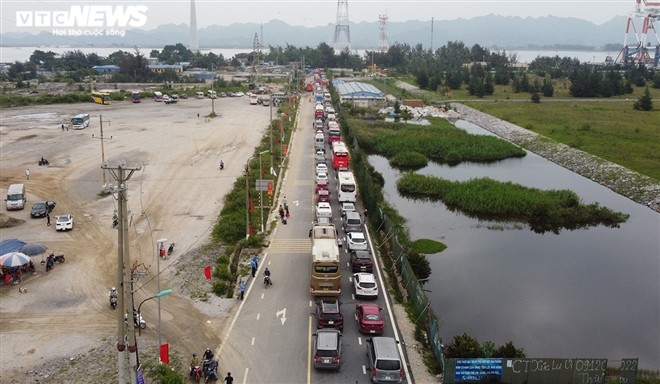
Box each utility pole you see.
[103,161,142,384]
[92,115,113,190]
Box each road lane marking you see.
[242,368,248,384]
[260,293,264,300]
[256,313,260,320]
[276,308,287,325]
[251,337,255,346]
[358,336,362,345]
[362,365,367,375]
[307,315,312,384]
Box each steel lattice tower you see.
[189,0,198,52]
[378,14,389,54]
[333,0,351,51]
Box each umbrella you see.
[0,238,26,255]
[0,252,31,267]
[19,243,48,257]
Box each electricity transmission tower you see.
[333,0,351,51]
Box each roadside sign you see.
[256,179,270,191]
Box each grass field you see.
[463,101,660,181]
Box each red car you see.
[356,303,384,334]
[316,179,328,192]
[317,189,330,203]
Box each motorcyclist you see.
[219,160,224,170]
[190,353,199,377]
[202,348,215,377]
[112,211,118,228]
[109,287,118,298]
[264,268,272,285]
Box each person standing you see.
[239,281,245,301]
[46,213,51,226]
[25,168,30,180]
[224,372,234,384]
[61,124,65,131]
[250,258,257,277]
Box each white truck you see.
[5,183,26,210]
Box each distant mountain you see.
[0,15,629,50]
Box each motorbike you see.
[110,295,118,309]
[45,254,65,271]
[112,213,118,229]
[124,311,147,329]
[38,158,49,166]
[191,365,202,383]
[264,275,272,288]
[202,359,218,383]
[167,242,175,256]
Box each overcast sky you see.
[2,0,633,34]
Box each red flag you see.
[249,225,253,236]
[159,343,169,365]
[204,265,211,281]
[249,199,254,212]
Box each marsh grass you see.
[348,118,526,164]
[397,173,629,234]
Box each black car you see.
[31,201,56,218]
[315,298,343,331]
[350,250,373,273]
[179,93,189,99]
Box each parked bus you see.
[131,91,141,103]
[327,121,341,144]
[310,223,341,297]
[337,171,357,203]
[332,141,350,171]
[71,113,91,130]
[154,91,164,102]
[91,91,112,105]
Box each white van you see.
[196,91,205,99]
[315,133,325,151]
[5,183,26,210]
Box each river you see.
[369,120,660,369]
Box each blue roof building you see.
[335,81,386,108]
[92,65,120,73]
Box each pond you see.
[369,120,660,369]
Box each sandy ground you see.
[0,96,270,381]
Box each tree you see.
[492,342,526,358]
[531,91,541,103]
[444,333,485,358]
[407,251,431,281]
[633,86,653,111]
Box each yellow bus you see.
[310,223,341,296]
[91,91,112,105]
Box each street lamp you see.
[258,150,269,232]
[136,289,172,366]
[245,156,255,239]
[156,238,167,363]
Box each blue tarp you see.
[0,239,26,255]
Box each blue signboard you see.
[455,358,503,381]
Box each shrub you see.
[211,280,229,296]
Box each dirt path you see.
[0,97,270,382]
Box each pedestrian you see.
[25,168,30,180]
[285,207,290,218]
[197,113,200,119]
[250,258,257,277]
[66,124,69,131]
[61,124,65,131]
[224,372,234,384]
[252,254,259,270]
[283,196,288,209]
[239,281,245,301]
[46,213,51,226]
[278,205,285,222]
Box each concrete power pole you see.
[103,162,142,384]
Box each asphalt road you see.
[218,96,411,384]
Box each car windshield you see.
[34,202,46,209]
[360,282,376,289]
[364,314,381,321]
[376,360,400,370]
[352,236,366,243]
[56,216,68,222]
[316,349,338,358]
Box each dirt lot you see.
[0,96,271,382]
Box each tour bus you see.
[337,171,357,203]
[332,141,350,171]
[91,91,112,105]
[154,91,164,102]
[131,91,141,103]
[327,121,341,144]
[310,223,341,297]
[71,113,91,130]
[208,90,217,99]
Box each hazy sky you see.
[1,0,634,34]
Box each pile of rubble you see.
[378,104,460,121]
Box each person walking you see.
[61,124,65,131]
[25,168,30,180]
[224,372,234,384]
[278,205,285,222]
[239,281,245,301]
[250,258,257,277]
[46,213,51,226]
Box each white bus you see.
[71,113,91,129]
[337,171,357,203]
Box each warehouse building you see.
[333,81,386,108]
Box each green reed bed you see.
[397,173,629,234]
[348,118,526,167]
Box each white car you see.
[55,214,73,231]
[316,202,332,220]
[340,202,356,217]
[353,272,378,298]
[316,163,328,175]
[316,172,328,184]
[315,150,326,164]
[234,92,245,97]
[346,232,367,251]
